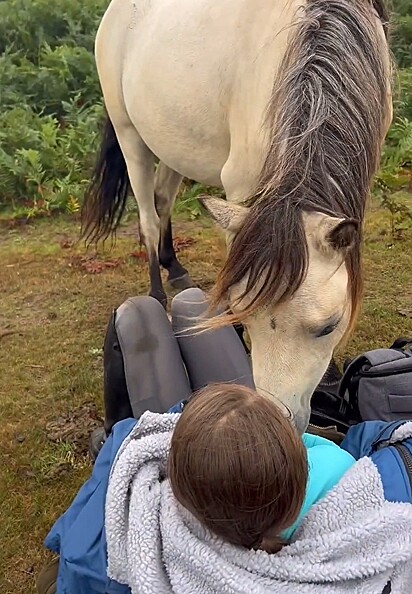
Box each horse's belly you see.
[120,2,236,185]
[97,0,298,188]
[125,86,229,186]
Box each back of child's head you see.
[168,383,307,553]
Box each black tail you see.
[81,116,130,243]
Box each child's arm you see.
[341,420,409,459]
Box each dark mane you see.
[211,0,392,327]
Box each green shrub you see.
[392,0,412,16]
[375,118,412,238]
[0,101,103,215]
[0,0,106,57]
[392,16,412,68]
[391,0,412,68]
[394,69,412,121]
[0,0,105,215]
[0,45,100,117]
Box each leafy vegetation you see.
[390,0,412,68]
[0,101,102,217]
[0,0,106,218]
[0,0,411,224]
[375,118,412,238]
[376,0,412,236]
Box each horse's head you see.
[199,0,393,433]
[202,197,361,434]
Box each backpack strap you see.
[310,388,359,433]
[338,355,369,413]
[390,337,412,351]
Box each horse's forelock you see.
[209,201,308,321]
[210,0,391,328]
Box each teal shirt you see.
[282,433,356,540]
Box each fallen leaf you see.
[82,260,105,274]
[45,403,103,455]
[173,236,195,252]
[70,255,121,274]
[17,467,36,480]
[60,238,74,249]
[103,260,120,268]
[44,462,72,481]
[130,250,148,262]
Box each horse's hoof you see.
[168,273,194,291]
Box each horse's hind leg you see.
[155,163,194,290]
[114,122,167,306]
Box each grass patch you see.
[0,213,223,592]
[0,207,411,593]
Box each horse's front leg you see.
[155,163,194,291]
[115,123,167,307]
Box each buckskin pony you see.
[82,0,393,433]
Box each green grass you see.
[0,206,411,593]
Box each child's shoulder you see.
[303,432,356,498]
[303,433,343,450]
[282,433,356,539]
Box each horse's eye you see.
[316,322,338,338]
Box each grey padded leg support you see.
[115,296,192,418]
[171,288,255,391]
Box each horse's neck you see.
[96,0,301,202]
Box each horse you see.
[82,0,393,434]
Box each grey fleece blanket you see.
[105,412,412,594]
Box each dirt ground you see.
[0,208,411,593]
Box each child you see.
[38,290,412,593]
[169,383,355,552]
[40,381,412,594]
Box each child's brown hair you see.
[168,383,308,553]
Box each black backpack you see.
[311,338,412,437]
[339,338,412,423]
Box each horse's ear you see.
[305,212,359,254]
[327,218,360,251]
[199,196,248,233]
